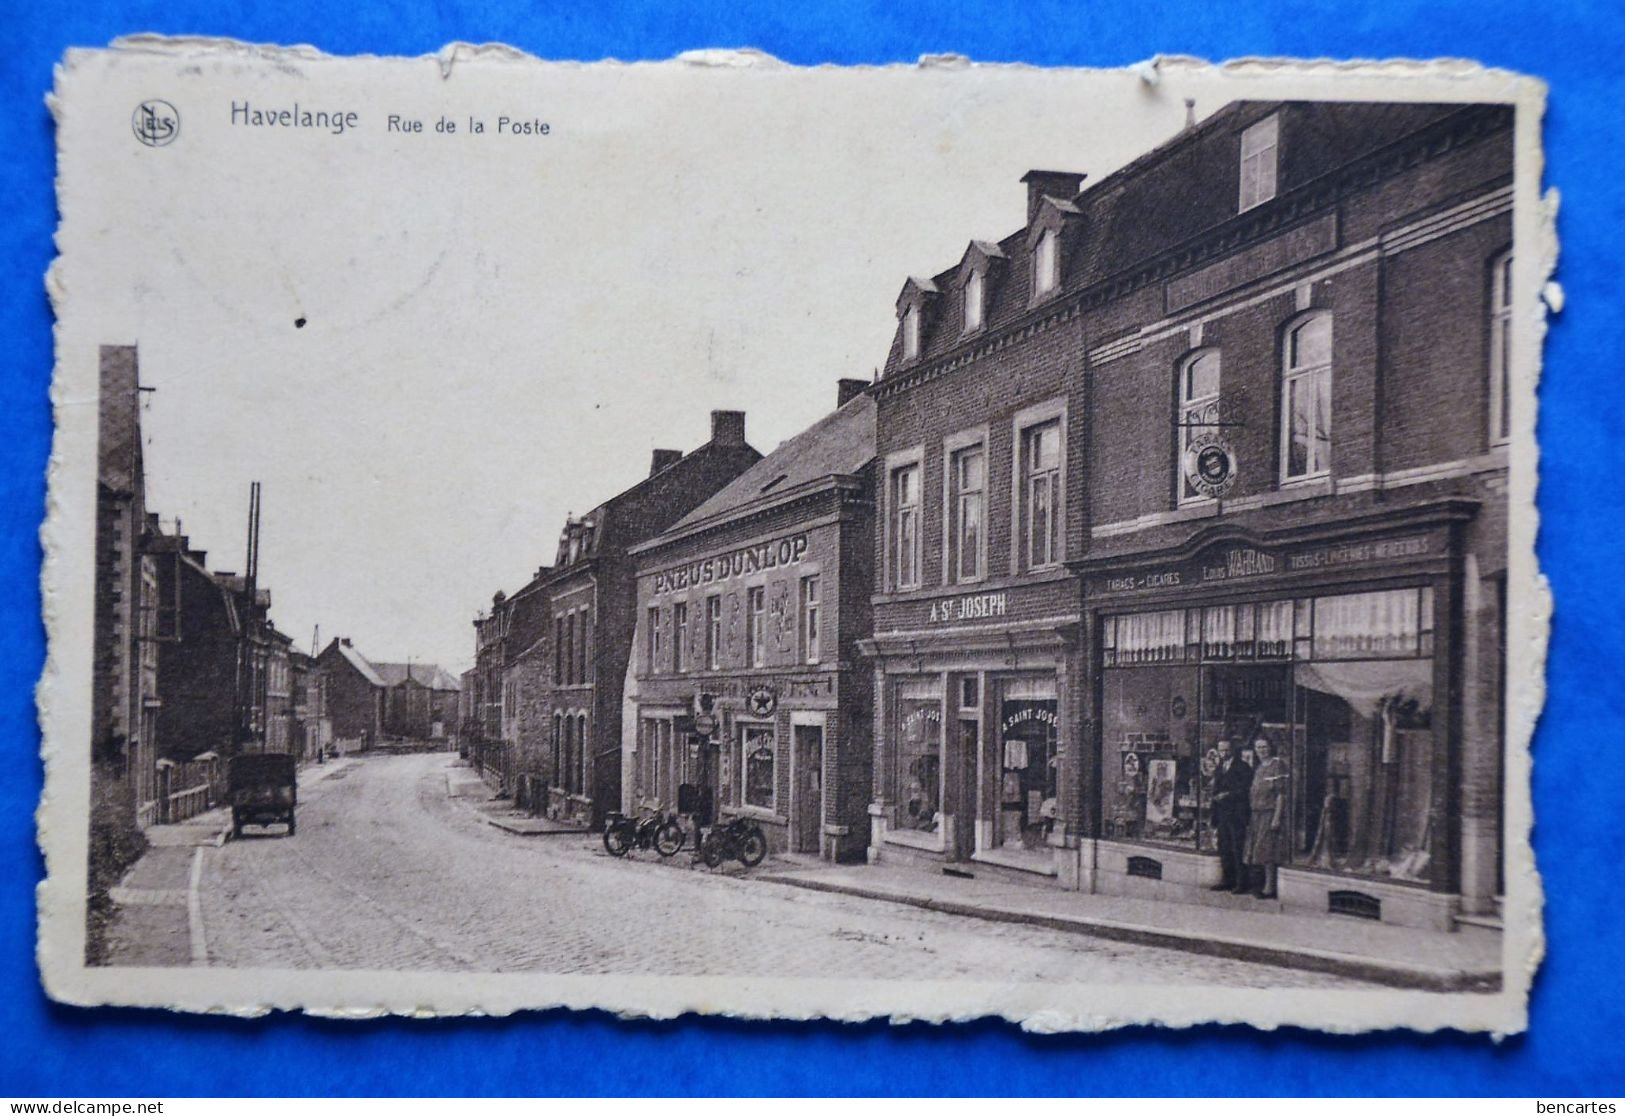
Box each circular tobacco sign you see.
[1185,437,1238,499]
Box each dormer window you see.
[1034,229,1059,297]
[963,268,985,333]
[902,304,921,361]
[1240,114,1279,212]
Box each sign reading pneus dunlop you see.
[651,533,809,596]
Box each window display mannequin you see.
[1244,734,1288,899]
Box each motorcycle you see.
[697,815,768,869]
[602,810,686,858]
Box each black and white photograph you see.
[41,42,1547,1033]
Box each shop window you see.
[1239,113,1279,212]
[1177,350,1222,504]
[740,723,775,810]
[647,606,662,674]
[963,267,985,333]
[1103,664,1201,847]
[1022,420,1062,569]
[673,601,688,672]
[997,681,1059,854]
[894,679,943,834]
[747,586,765,668]
[890,463,921,590]
[800,575,820,664]
[1034,229,1059,297]
[1490,249,1513,445]
[705,595,722,671]
[1282,313,1333,482]
[950,444,986,582]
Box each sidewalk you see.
[755,860,1502,992]
[100,755,362,966]
[444,765,588,836]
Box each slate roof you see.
[371,662,462,691]
[883,99,1480,376]
[665,392,875,536]
[333,642,387,688]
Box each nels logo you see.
[132,100,179,147]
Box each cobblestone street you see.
[193,753,1357,987]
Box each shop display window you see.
[1102,665,1199,847]
[1102,582,1438,882]
[996,681,1059,852]
[740,723,775,810]
[894,678,943,833]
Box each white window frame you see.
[647,605,662,674]
[1177,348,1222,506]
[1033,229,1059,297]
[1490,249,1513,445]
[800,573,821,664]
[1011,399,1067,574]
[942,425,989,585]
[1280,312,1333,484]
[963,267,985,334]
[884,447,925,592]
[747,584,766,669]
[672,600,689,673]
[901,304,921,361]
[705,594,723,671]
[1239,113,1280,212]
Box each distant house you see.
[373,661,462,739]
[316,638,385,751]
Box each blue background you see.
[3,0,1620,1098]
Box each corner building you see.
[868,100,1514,931]
[628,383,874,861]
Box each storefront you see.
[865,577,1082,880]
[1079,503,1480,929]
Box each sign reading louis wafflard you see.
[40,41,1546,1040]
[652,533,809,596]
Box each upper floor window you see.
[800,575,821,664]
[673,602,689,673]
[705,595,722,671]
[963,268,985,333]
[1023,420,1062,569]
[950,444,986,582]
[1178,349,1222,504]
[890,464,921,590]
[1490,250,1513,444]
[1239,114,1279,212]
[577,613,591,683]
[747,586,766,669]
[902,305,921,361]
[1282,313,1333,482]
[1033,229,1059,297]
[647,606,662,674]
[554,617,565,682]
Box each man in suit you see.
[1208,738,1254,893]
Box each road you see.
[198,752,1355,985]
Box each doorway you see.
[792,722,824,855]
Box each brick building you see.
[627,382,875,860]
[91,345,161,889]
[317,637,386,751]
[528,410,761,826]
[375,661,461,739]
[865,100,1513,930]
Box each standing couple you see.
[1208,735,1289,900]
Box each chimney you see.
[710,409,746,447]
[1020,170,1086,224]
[649,448,683,476]
[837,378,869,408]
[340,637,352,647]
[1184,98,1197,130]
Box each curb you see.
[481,814,591,838]
[755,873,1501,993]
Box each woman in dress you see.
[1244,735,1289,899]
